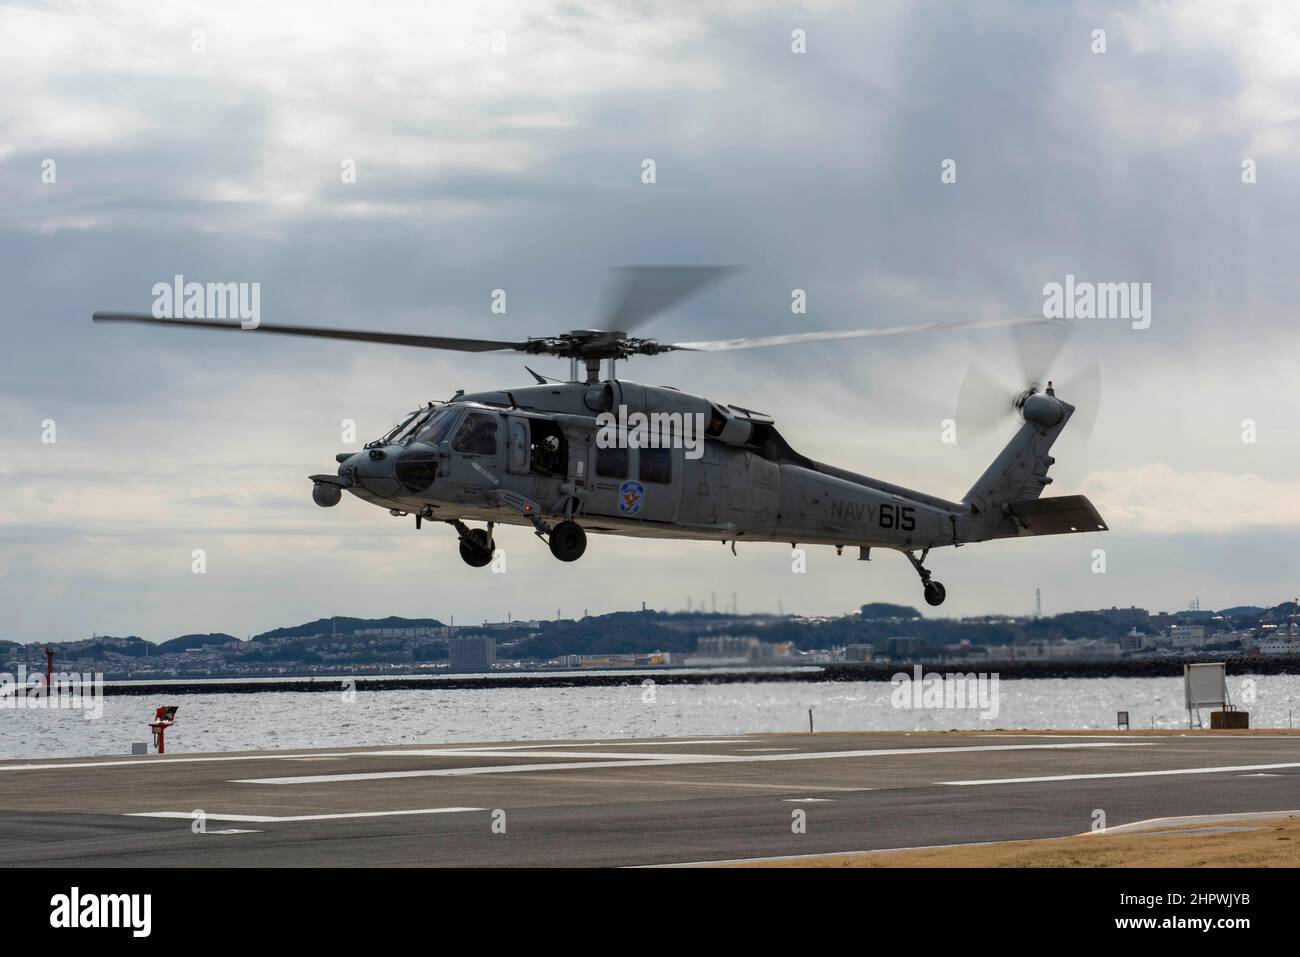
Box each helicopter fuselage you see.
[312,379,1105,576]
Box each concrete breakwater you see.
[94,655,1299,696]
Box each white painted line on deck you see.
[408,739,751,752]
[366,749,720,761]
[233,741,1152,785]
[126,807,484,823]
[653,807,1300,867]
[0,739,748,772]
[643,838,1007,867]
[238,758,716,783]
[498,739,751,749]
[940,762,1300,786]
[976,734,1300,740]
[0,750,417,772]
[1082,808,1300,835]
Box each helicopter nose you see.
[344,446,403,498]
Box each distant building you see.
[1119,629,1145,652]
[448,635,496,673]
[354,626,444,638]
[696,635,761,657]
[1169,624,1207,649]
[882,636,923,658]
[572,652,668,668]
[1096,606,1150,627]
[1254,639,1300,656]
[844,643,874,662]
[686,635,786,666]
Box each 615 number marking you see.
[879,504,916,531]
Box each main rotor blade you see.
[672,316,1064,352]
[599,266,739,335]
[92,313,528,353]
[955,360,1017,445]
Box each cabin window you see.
[596,445,628,479]
[452,412,498,456]
[528,419,567,477]
[639,446,672,484]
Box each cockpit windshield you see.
[369,405,460,448]
[412,407,459,446]
[369,409,420,448]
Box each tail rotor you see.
[954,323,1101,445]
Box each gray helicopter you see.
[93,267,1106,606]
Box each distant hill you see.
[510,616,693,659]
[80,636,152,657]
[253,616,445,641]
[859,603,922,620]
[1259,601,1299,624]
[1218,606,1266,617]
[156,633,240,654]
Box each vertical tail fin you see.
[962,399,1074,516]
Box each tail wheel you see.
[458,528,495,568]
[548,521,587,562]
[923,581,946,606]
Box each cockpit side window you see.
[452,412,499,456]
[706,404,727,438]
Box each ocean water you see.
[2,674,1297,759]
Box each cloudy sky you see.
[3,0,1300,643]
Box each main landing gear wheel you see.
[458,528,495,568]
[904,548,947,606]
[548,521,587,562]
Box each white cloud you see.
[1084,463,1300,534]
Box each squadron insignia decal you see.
[618,480,646,516]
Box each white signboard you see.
[1184,662,1228,710]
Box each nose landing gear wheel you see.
[548,521,587,562]
[923,581,946,607]
[458,528,495,568]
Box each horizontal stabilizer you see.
[995,495,1108,538]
